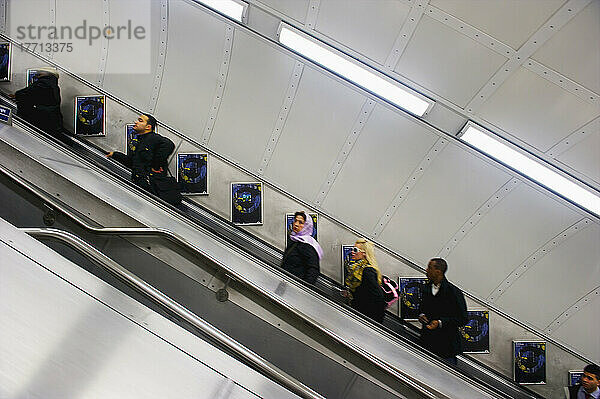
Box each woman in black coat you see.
[281,211,323,284]
[345,238,386,323]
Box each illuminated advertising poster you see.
[513,340,546,384]
[340,244,354,284]
[231,182,262,225]
[568,370,583,387]
[74,95,105,136]
[0,43,11,81]
[398,278,427,320]
[125,124,137,156]
[26,69,42,86]
[461,310,490,353]
[285,212,317,247]
[177,153,208,195]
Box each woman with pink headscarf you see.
[281,211,323,284]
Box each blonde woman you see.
[345,238,386,322]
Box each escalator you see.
[0,95,543,398]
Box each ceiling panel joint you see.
[465,0,592,114]
[437,178,520,259]
[545,286,600,334]
[547,116,600,158]
[424,4,515,58]
[257,61,305,175]
[96,0,110,87]
[201,24,234,144]
[487,218,593,302]
[385,0,430,70]
[148,0,169,113]
[314,99,376,205]
[372,137,448,237]
[304,0,320,30]
[524,59,599,105]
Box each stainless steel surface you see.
[0,118,495,397]
[0,217,301,399]
[20,226,324,399]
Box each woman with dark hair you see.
[281,211,323,284]
[344,238,386,323]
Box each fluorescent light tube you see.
[197,0,246,22]
[460,123,600,216]
[278,24,433,117]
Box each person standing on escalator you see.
[344,238,386,323]
[281,211,322,284]
[418,258,468,366]
[14,67,64,136]
[106,113,175,194]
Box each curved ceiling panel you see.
[253,0,309,24]
[446,183,582,298]
[478,67,600,152]
[321,104,438,233]
[551,293,600,363]
[532,0,600,94]
[378,144,511,264]
[102,0,162,111]
[556,128,600,185]
[495,223,600,329]
[155,0,230,137]
[52,0,104,79]
[394,15,507,107]
[6,0,54,44]
[429,0,564,49]
[313,0,410,65]
[208,31,297,171]
[263,67,367,200]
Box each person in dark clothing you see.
[281,211,322,284]
[566,364,600,399]
[419,258,468,365]
[107,113,175,192]
[344,238,386,323]
[14,67,64,135]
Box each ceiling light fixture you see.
[196,0,246,22]
[459,122,600,216]
[278,24,433,117]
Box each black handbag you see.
[149,170,183,206]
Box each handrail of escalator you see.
[20,226,326,399]
[0,126,539,398]
[0,151,442,399]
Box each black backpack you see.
[149,172,182,206]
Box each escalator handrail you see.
[20,227,326,399]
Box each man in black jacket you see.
[14,67,64,135]
[566,364,600,399]
[107,113,174,193]
[419,258,468,365]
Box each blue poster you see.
[513,341,546,384]
[0,43,10,81]
[75,95,105,136]
[340,244,354,280]
[26,69,42,86]
[178,153,208,195]
[399,278,427,320]
[568,370,583,387]
[285,213,317,247]
[125,124,138,155]
[231,182,262,225]
[461,310,490,353]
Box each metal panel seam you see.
[372,137,448,237]
[201,24,234,145]
[487,218,594,302]
[148,0,169,113]
[437,178,520,259]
